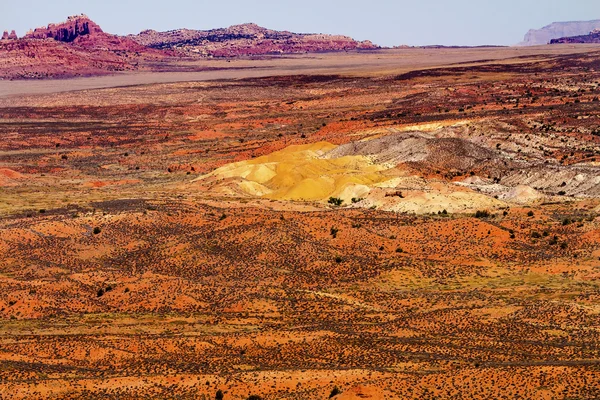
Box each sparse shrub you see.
[334,256,343,264]
[97,288,105,297]
[93,227,101,235]
[527,210,534,217]
[475,210,490,219]
[247,395,262,400]
[549,236,558,245]
[329,386,342,398]
[560,242,568,250]
[219,213,227,221]
[441,209,448,215]
[562,218,572,226]
[396,247,403,253]
[39,209,46,214]
[558,191,566,196]
[351,197,364,204]
[531,231,541,239]
[330,227,339,238]
[328,197,343,206]
[216,389,224,400]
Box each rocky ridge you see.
[129,23,379,57]
[550,29,600,44]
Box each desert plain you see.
[2,45,600,399]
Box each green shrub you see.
[475,210,490,218]
[328,197,343,206]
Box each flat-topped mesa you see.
[24,14,103,42]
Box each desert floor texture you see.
[2,46,600,399]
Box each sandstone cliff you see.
[519,20,600,46]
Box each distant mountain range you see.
[0,14,379,79]
[519,20,600,46]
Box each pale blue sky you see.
[2,0,600,46]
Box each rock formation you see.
[519,20,600,46]
[1,30,17,40]
[550,28,600,44]
[129,23,379,57]
[24,14,103,42]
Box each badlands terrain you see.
[1,41,600,399]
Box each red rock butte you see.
[24,14,103,42]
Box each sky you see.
[2,0,600,47]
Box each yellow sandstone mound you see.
[194,142,398,202]
[193,141,507,213]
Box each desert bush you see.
[475,210,490,218]
[329,386,342,398]
[328,197,343,206]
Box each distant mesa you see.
[519,20,600,46]
[1,15,380,79]
[550,28,600,44]
[24,14,103,42]
[128,23,379,57]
